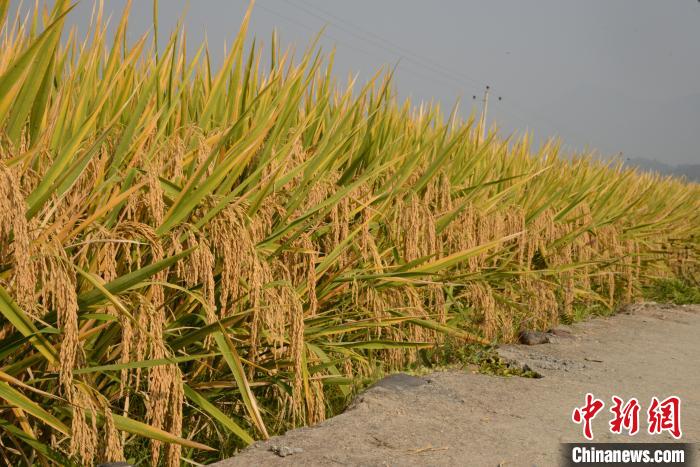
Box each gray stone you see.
[371,373,426,390]
[518,330,549,345]
[270,445,304,457]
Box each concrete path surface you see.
[214,303,700,466]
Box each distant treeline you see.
[625,158,700,182]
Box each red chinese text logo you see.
[647,396,682,439]
[609,396,640,435]
[572,394,682,440]
[572,393,605,440]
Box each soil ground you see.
[214,303,700,466]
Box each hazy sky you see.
[10,1,700,164]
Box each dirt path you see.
[214,303,700,466]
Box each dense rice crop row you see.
[0,1,698,465]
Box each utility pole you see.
[473,85,490,145]
[473,86,501,145]
[479,85,490,144]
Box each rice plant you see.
[0,1,698,465]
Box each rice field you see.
[0,1,698,465]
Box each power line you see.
[281,0,600,145]
[259,2,538,133]
[286,0,486,90]
[254,1,478,100]
[284,0,541,131]
[257,1,600,150]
